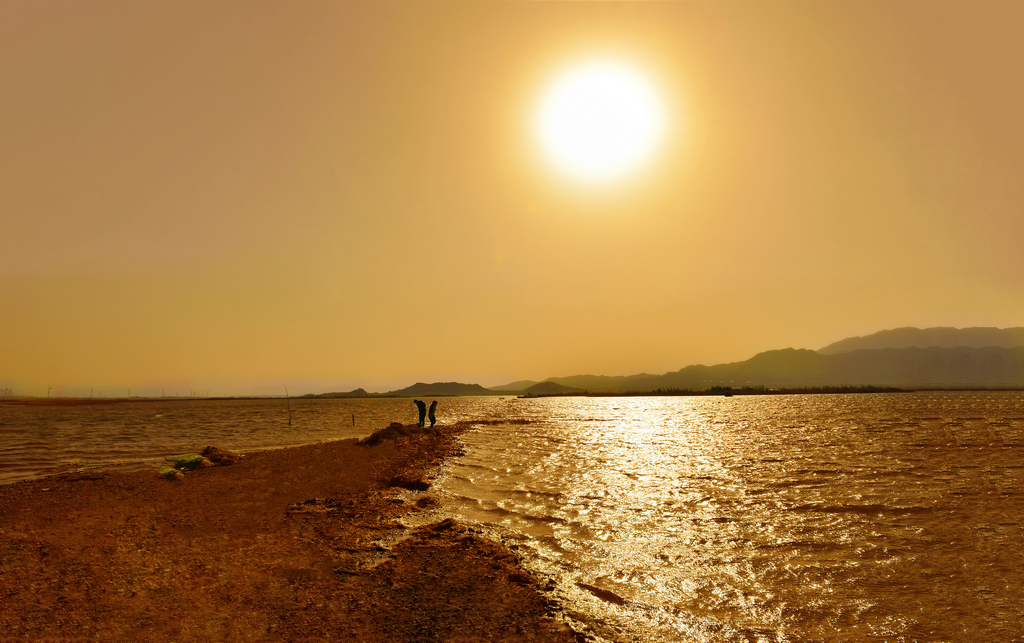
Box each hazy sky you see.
[3,1,1023,395]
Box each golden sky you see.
[3,1,1024,395]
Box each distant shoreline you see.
[4,386,1024,405]
[516,386,1024,398]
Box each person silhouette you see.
[428,400,437,428]
[414,399,427,428]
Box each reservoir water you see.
[2,392,1023,641]
[438,392,1024,642]
[0,397,486,485]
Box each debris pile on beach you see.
[360,421,440,445]
[157,446,240,480]
[201,445,239,465]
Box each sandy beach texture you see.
[0,424,579,642]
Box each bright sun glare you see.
[537,61,664,183]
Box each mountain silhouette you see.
[309,388,370,398]
[498,327,1024,392]
[388,382,494,397]
[636,346,1024,390]
[818,326,1024,355]
[489,379,540,392]
[520,381,584,395]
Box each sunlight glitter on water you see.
[436,393,1024,643]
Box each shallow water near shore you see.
[436,392,1024,642]
[0,397,488,485]
[3,392,1023,641]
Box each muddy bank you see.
[0,423,579,642]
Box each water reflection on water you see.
[437,393,1024,642]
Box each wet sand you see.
[0,423,579,642]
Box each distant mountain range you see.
[490,326,1024,392]
[308,327,1024,397]
[817,326,1024,355]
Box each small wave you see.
[757,540,845,551]
[0,456,60,468]
[792,469,845,475]
[449,497,568,524]
[0,440,54,451]
[789,503,932,515]
[770,479,827,488]
[453,462,500,473]
[505,488,565,501]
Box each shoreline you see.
[0,423,581,642]
[5,385,1024,406]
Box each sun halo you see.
[536,61,665,184]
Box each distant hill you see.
[819,326,1024,355]
[378,326,1024,396]
[490,374,658,393]
[310,388,370,398]
[520,381,584,395]
[488,380,539,392]
[551,346,1024,391]
[541,373,657,391]
[388,382,494,397]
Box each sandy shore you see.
[0,423,579,643]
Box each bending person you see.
[414,399,427,428]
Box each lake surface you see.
[437,392,1024,642]
[0,397,488,485]
[3,392,1023,642]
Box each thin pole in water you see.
[352,413,355,426]
[285,387,292,426]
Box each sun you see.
[536,61,664,183]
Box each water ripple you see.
[436,391,1024,643]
